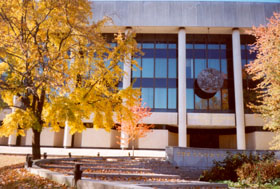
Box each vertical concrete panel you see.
[54,130,64,147]
[246,133,256,150]
[0,137,8,145]
[219,135,237,149]
[210,2,225,26]
[223,2,237,27]
[264,3,279,21]
[73,133,82,148]
[138,130,168,149]
[155,2,170,26]
[143,1,156,26]
[114,1,128,26]
[40,128,55,146]
[168,132,178,146]
[127,2,142,26]
[24,129,32,146]
[101,2,117,24]
[181,2,198,26]
[91,2,104,22]
[236,3,252,27]
[168,1,182,26]
[197,2,212,26]
[81,129,119,148]
[247,132,276,150]
[250,3,266,27]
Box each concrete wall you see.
[245,114,264,126]
[23,128,64,147]
[166,146,280,169]
[188,113,235,128]
[143,112,177,125]
[246,131,275,150]
[0,137,8,145]
[75,128,120,148]
[0,109,12,120]
[219,134,237,149]
[92,1,280,29]
[137,129,168,149]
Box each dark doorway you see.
[190,134,219,148]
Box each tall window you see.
[241,35,257,113]
[186,35,235,113]
[132,34,178,112]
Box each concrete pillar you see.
[63,121,72,148]
[178,28,187,147]
[232,28,246,150]
[8,96,18,146]
[121,27,132,149]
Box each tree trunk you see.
[32,129,41,160]
[132,139,135,157]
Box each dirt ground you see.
[0,155,25,167]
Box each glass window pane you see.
[186,89,194,109]
[195,95,207,109]
[186,43,193,49]
[194,44,206,49]
[132,58,141,78]
[143,43,154,49]
[195,59,206,78]
[186,58,194,78]
[242,59,246,67]
[168,88,177,109]
[221,44,226,50]
[142,58,154,78]
[208,44,219,49]
[208,59,220,71]
[155,58,167,78]
[222,89,229,110]
[221,59,228,79]
[168,43,176,49]
[209,91,221,110]
[168,58,177,78]
[155,88,167,109]
[156,43,167,49]
[142,88,153,108]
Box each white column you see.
[63,121,72,148]
[178,28,187,147]
[232,28,246,150]
[8,96,18,146]
[121,27,132,149]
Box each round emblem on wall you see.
[197,68,224,94]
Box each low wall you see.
[74,128,120,148]
[23,128,64,147]
[166,146,280,170]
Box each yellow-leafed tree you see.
[246,13,280,149]
[0,0,140,159]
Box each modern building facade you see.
[1,0,280,150]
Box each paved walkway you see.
[0,146,165,157]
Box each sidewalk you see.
[0,146,165,157]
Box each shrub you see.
[237,161,280,185]
[200,152,275,182]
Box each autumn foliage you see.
[117,101,154,154]
[246,12,280,149]
[0,0,140,159]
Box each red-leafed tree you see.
[117,100,154,156]
[246,12,280,149]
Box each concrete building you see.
[1,0,280,150]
